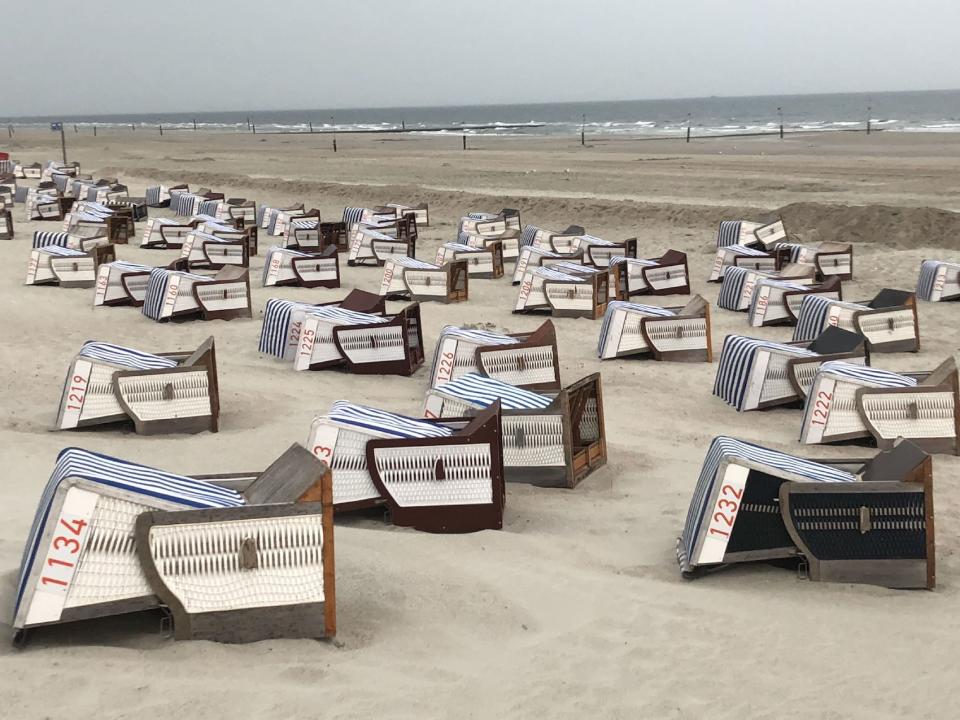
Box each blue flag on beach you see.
[50,122,63,131]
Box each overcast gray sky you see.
[7,0,960,116]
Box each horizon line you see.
[3,87,960,122]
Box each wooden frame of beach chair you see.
[141,266,253,322]
[68,211,136,246]
[916,260,960,302]
[779,440,934,589]
[56,337,220,435]
[378,257,468,303]
[714,329,869,412]
[676,436,933,589]
[777,242,854,281]
[598,295,713,362]
[12,445,333,645]
[582,237,638,268]
[430,321,562,392]
[348,225,417,266]
[422,373,606,489]
[609,249,691,299]
[709,244,781,282]
[179,230,250,270]
[262,245,341,288]
[0,209,12,240]
[308,402,504,531]
[514,263,608,319]
[792,289,920,353]
[94,260,157,307]
[800,357,959,455]
[290,297,425,375]
[26,245,115,288]
[748,276,842,327]
[319,221,350,253]
[435,241,504,279]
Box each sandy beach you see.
[1,128,959,719]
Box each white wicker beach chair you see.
[19,162,43,179]
[716,264,817,312]
[385,202,429,226]
[520,224,587,254]
[26,245,115,288]
[141,266,252,322]
[577,235,638,268]
[259,291,424,374]
[609,250,691,299]
[378,256,469,302]
[33,229,110,253]
[916,260,960,302]
[422,373,606,488]
[307,400,504,531]
[747,276,842,327]
[26,186,70,221]
[262,245,340,288]
[713,329,869,412]
[792,290,920,353]
[12,445,334,645]
[800,358,958,455]
[56,338,220,435]
[514,262,608,319]
[597,295,713,362]
[0,208,12,240]
[94,260,156,306]
[145,184,187,208]
[512,246,585,284]
[429,321,561,392]
[435,241,504,278]
[777,242,854,280]
[709,243,779,282]
[178,230,249,269]
[458,208,522,237]
[715,220,764,248]
[348,224,417,266]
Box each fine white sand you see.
[1,129,959,719]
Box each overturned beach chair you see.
[348,225,416,266]
[609,250,690,298]
[379,257,468,302]
[430,321,561,392]
[677,436,934,589]
[459,208,522,237]
[709,244,780,282]
[792,290,919,353]
[713,329,868,412]
[198,197,257,227]
[598,296,712,362]
[307,401,504,531]
[26,245,115,288]
[259,203,305,235]
[262,245,340,288]
[422,373,605,488]
[715,220,764,248]
[577,236,638,268]
[169,189,223,218]
[800,358,958,455]
[94,260,157,306]
[435,242,504,278]
[56,338,220,435]
[12,444,335,645]
[514,263,608,319]
[0,208,12,239]
[716,264,817,312]
[777,242,854,281]
[62,202,135,245]
[179,231,249,269]
[916,260,960,302]
[512,246,584,284]
[140,217,198,249]
[259,292,424,374]
[747,276,842,327]
[520,224,586,253]
[33,229,110,252]
[141,267,252,322]
[386,202,429,226]
[26,186,71,221]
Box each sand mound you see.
[775,202,960,250]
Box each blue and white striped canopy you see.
[597,301,676,356]
[390,256,438,270]
[533,267,581,282]
[716,220,743,248]
[437,326,518,345]
[259,299,320,357]
[142,268,210,321]
[792,295,865,342]
[38,245,85,257]
[917,260,960,301]
[717,266,753,310]
[78,341,179,370]
[441,242,481,253]
[519,225,539,246]
[678,436,855,570]
[327,401,452,438]
[14,447,244,615]
[431,373,552,410]
[609,256,655,268]
[816,361,917,388]
[33,231,70,249]
[724,244,768,257]
[713,335,816,411]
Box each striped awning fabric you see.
[142,268,210,321]
[390,256,438,270]
[259,299,321,357]
[431,373,552,410]
[816,361,917,388]
[716,221,743,248]
[717,267,753,310]
[326,401,452,438]
[14,447,244,615]
[77,341,179,370]
[597,301,676,356]
[609,256,656,268]
[33,231,70,249]
[792,295,866,342]
[38,245,85,257]
[917,260,960,301]
[677,436,855,571]
[713,335,816,411]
